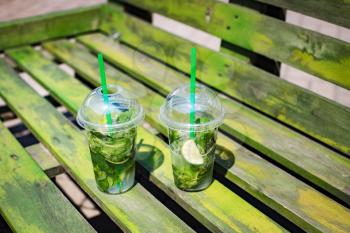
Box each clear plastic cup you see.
[160,84,224,191]
[77,85,144,194]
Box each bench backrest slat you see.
[121,0,350,90]
[100,5,350,155]
[254,0,350,29]
[0,5,102,51]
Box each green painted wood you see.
[118,0,350,90]
[8,45,288,233]
[26,143,65,178]
[0,121,95,233]
[253,0,350,29]
[6,46,91,114]
[99,5,350,156]
[215,133,350,233]
[40,40,179,125]
[42,39,350,233]
[136,128,287,233]
[75,33,350,207]
[0,5,102,51]
[0,59,193,233]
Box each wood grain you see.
[0,121,95,233]
[9,46,287,233]
[253,0,350,29]
[99,5,350,156]
[0,59,194,233]
[120,0,350,90]
[76,33,350,207]
[0,0,105,22]
[42,39,350,233]
[0,5,102,50]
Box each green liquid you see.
[88,128,136,194]
[169,117,217,191]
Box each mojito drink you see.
[169,117,217,191]
[160,84,224,191]
[77,85,144,194]
[88,127,136,193]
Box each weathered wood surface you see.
[119,0,350,90]
[6,47,91,113]
[42,39,350,233]
[0,0,105,22]
[76,33,350,207]
[26,143,65,178]
[0,59,194,233]
[99,5,350,156]
[0,5,102,50]
[9,45,289,233]
[0,121,95,233]
[1,3,349,232]
[253,0,350,29]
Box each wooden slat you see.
[26,143,65,178]
[99,5,350,156]
[7,47,290,232]
[7,47,92,113]
[0,121,95,233]
[75,33,350,206]
[118,0,350,90]
[253,0,350,29]
[0,4,102,51]
[0,59,194,233]
[6,47,288,233]
[41,39,350,233]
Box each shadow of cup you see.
[135,140,165,172]
[215,144,235,171]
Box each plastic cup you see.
[160,84,224,191]
[77,85,144,194]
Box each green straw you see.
[98,53,113,126]
[190,47,196,139]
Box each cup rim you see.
[76,85,144,132]
[159,104,225,131]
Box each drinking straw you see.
[190,47,196,138]
[98,53,113,126]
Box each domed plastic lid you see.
[160,84,224,131]
[77,85,144,132]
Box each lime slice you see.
[181,139,204,165]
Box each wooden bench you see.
[0,1,349,232]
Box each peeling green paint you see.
[254,0,350,29]
[290,49,350,88]
[0,5,102,50]
[120,0,350,90]
[298,188,350,233]
[0,122,95,233]
[44,37,350,233]
[99,4,350,156]
[38,42,288,232]
[78,33,350,210]
[0,59,193,233]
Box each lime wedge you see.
[181,139,204,165]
